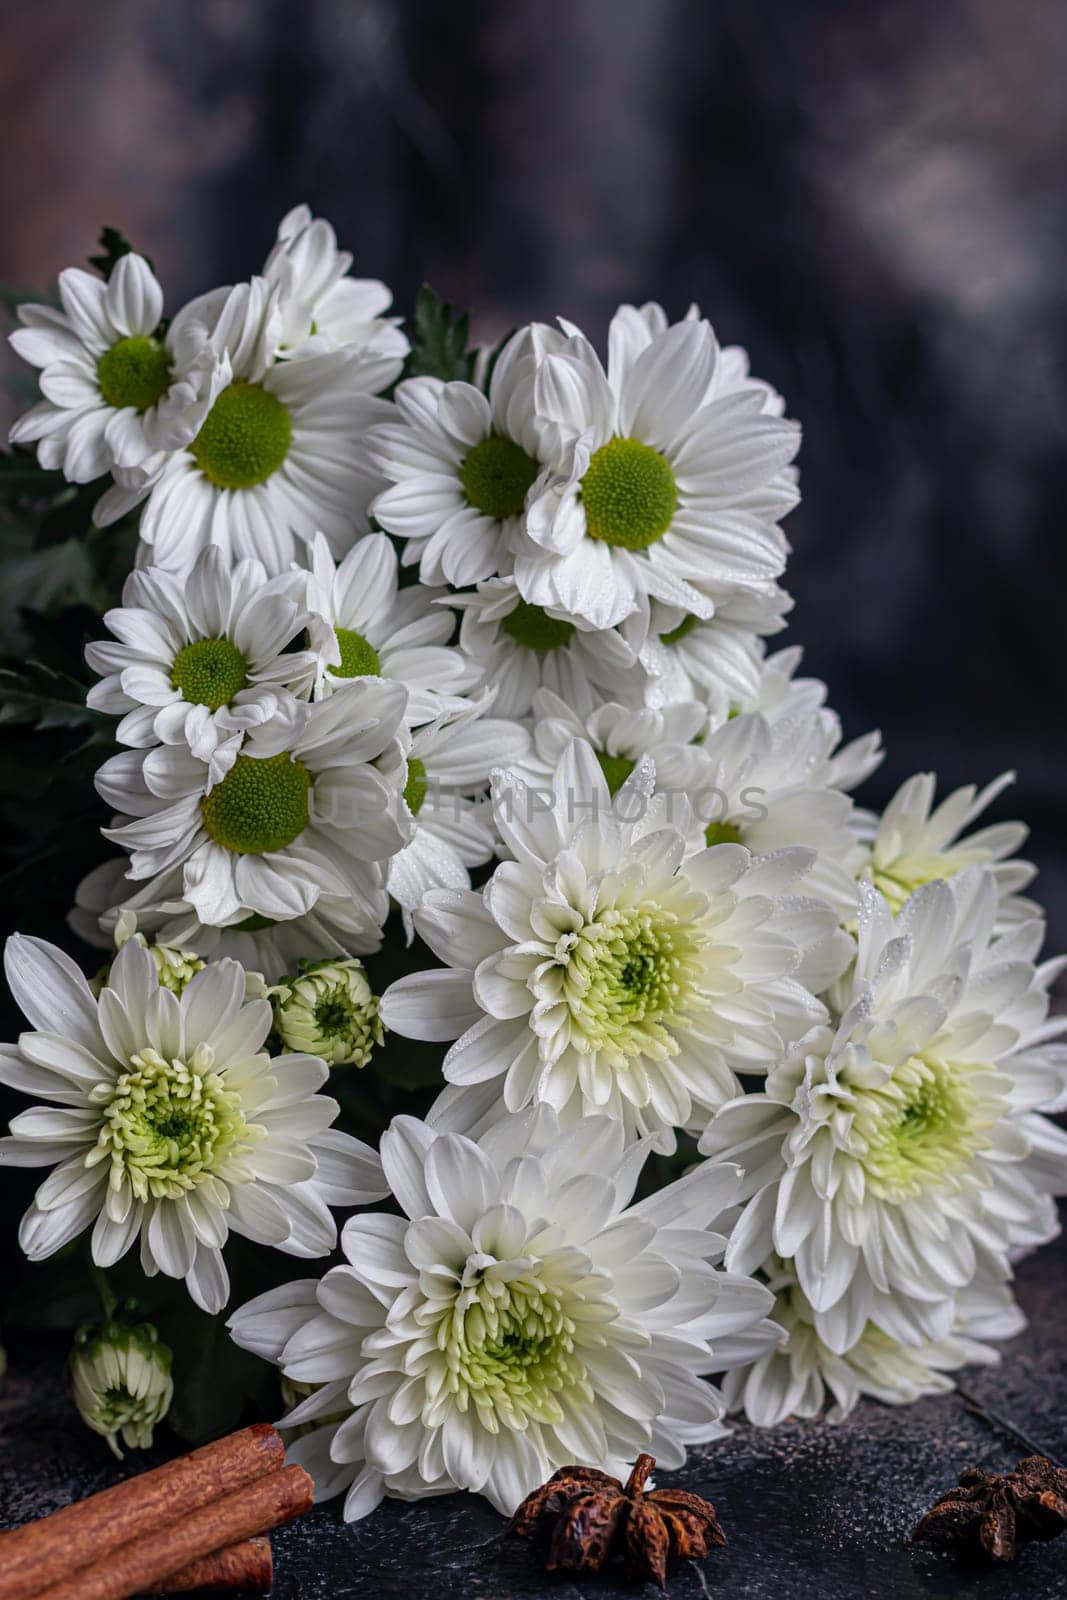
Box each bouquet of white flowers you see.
[0,208,1064,1519]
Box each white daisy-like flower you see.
[302,532,473,722]
[380,739,848,1151]
[93,278,390,574]
[369,325,549,586]
[512,305,800,631]
[9,253,223,478]
[86,547,317,783]
[516,690,712,801]
[450,578,639,719]
[680,708,877,918]
[702,869,1067,1349]
[720,1260,1025,1427]
[71,857,398,986]
[0,936,387,1312]
[859,771,1037,925]
[262,204,409,381]
[387,697,530,936]
[97,681,411,934]
[228,1104,778,1519]
[627,587,791,717]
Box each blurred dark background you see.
[2,0,1066,946]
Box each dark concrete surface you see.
[2,1224,1066,1598]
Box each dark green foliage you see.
[87,224,149,280]
[405,283,476,382]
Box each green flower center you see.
[434,1274,586,1428]
[88,1047,260,1201]
[596,751,635,796]
[331,626,382,679]
[858,1055,990,1203]
[499,600,576,654]
[659,613,700,646]
[704,821,744,848]
[459,435,540,520]
[403,757,428,816]
[580,437,677,549]
[561,901,705,1062]
[870,858,964,916]
[200,753,311,855]
[170,638,249,710]
[96,336,172,412]
[189,380,293,489]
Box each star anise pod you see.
[510,1453,726,1588]
[913,1455,1067,1564]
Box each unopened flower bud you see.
[271,958,382,1067]
[70,1319,173,1458]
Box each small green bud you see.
[270,958,383,1067]
[69,1318,173,1459]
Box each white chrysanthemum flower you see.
[516,690,712,801]
[303,532,472,722]
[97,681,411,933]
[86,547,317,783]
[8,254,226,480]
[387,697,530,936]
[271,958,382,1068]
[627,588,791,717]
[380,740,848,1151]
[229,1105,778,1519]
[449,578,638,719]
[702,869,1067,1348]
[859,771,1037,925]
[720,1260,1025,1427]
[512,305,800,631]
[72,855,399,986]
[94,278,390,574]
[369,326,549,586]
[0,936,387,1312]
[262,204,409,380]
[70,1317,174,1457]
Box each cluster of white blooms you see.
[4,207,1066,1519]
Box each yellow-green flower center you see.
[331,626,382,679]
[96,336,172,412]
[869,859,964,915]
[88,1047,260,1201]
[562,902,704,1062]
[403,757,428,816]
[499,600,576,653]
[430,1274,587,1428]
[596,751,635,796]
[704,821,744,848]
[857,1055,990,1203]
[189,380,293,489]
[200,752,311,855]
[170,638,249,710]
[459,435,540,520]
[581,437,677,549]
[659,613,700,646]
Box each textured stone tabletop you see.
[2,1225,1066,1599]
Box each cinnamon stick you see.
[29,1464,312,1600]
[0,1425,283,1600]
[148,1536,273,1594]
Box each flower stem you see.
[88,1259,118,1322]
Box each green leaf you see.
[88,226,153,281]
[406,283,475,382]
[0,660,111,739]
[163,1301,277,1443]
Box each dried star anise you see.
[913,1455,1067,1564]
[510,1453,726,1588]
